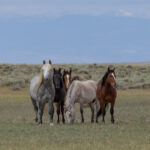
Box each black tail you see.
[96,103,109,118]
[96,108,102,118]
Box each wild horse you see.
[53,68,66,124]
[30,60,55,125]
[96,67,117,124]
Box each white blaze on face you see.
[42,64,51,79]
[112,73,116,81]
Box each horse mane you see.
[35,72,43,93]
[35,63,53,94]
[64,81,74,109]
[102,69,114,86]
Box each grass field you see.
[0,87,150,150]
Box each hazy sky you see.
[0,0,150,64]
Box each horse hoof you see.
[50,123,54,126]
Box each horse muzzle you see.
[111,83,117,89]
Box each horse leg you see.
[57,102,60,124]
[31,98,38,123]
[48,100,54,125]
[110,102,115,123]
[80,104,84,123]
[61,101,65,124]
[89,103,94,123]
[38,101,45,124]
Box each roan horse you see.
[65,80,99,123]
[96,67,117,123]
[30,60,55,125]
[53,68,66,124]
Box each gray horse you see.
[30,60,55,125]
[65,80,99,123]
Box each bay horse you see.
[63,69,72,92]
[30,60,55,125]
[63,68,81,92]
[53,68,66,124]
[96,67,117,124]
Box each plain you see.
[0,87,150,150]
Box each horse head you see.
[63,68,72,91]
[102,67,116,89]
[36,60,53,93]
[53,68,63,89]
[64,103,75,123]
[41,60,53,81]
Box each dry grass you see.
[1,63,150,90]
[0,87,150,150]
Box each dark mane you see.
[102,69,114,86]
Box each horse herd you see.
[30,60,117,126]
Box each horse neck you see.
[63,81,67,91]
[55,87,62,94]
[43,78,53,88]
[65,85,75,109]
[104,82,115,95]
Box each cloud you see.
[123,50,137,54]
[0,0,150,19]
[119,9,133,17]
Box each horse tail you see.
[96,103,109,118]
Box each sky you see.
[0,0,150,64]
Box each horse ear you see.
[108,67,110,72]
[49,60,52,64]
[43,60,46,64]
[70,68,72,74]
